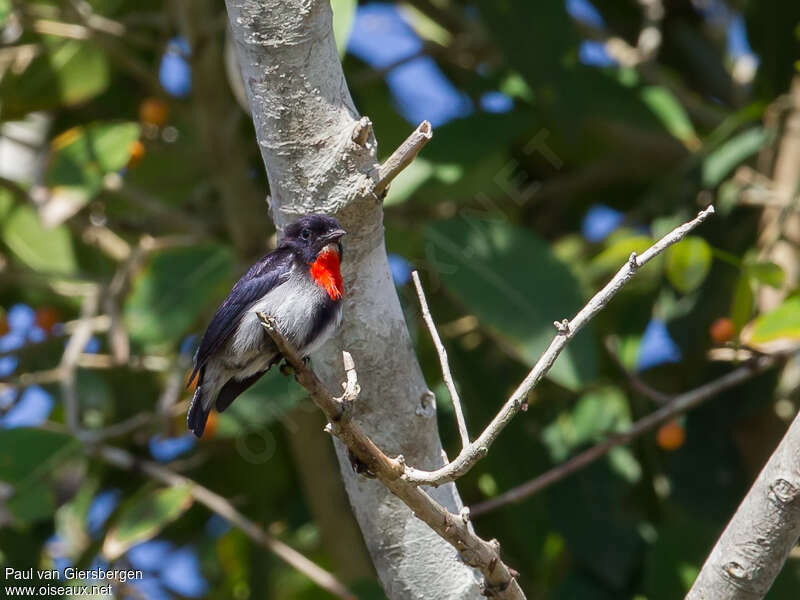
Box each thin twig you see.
[604,337,672,404]
[95,445,356,600]
[373,121,433,197]
[61,289,100,434]
[412,270,470,449]
[470,355,777,517]
[401,205,716,487]
[257,314,524,599]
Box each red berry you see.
[139,97,169,127]
[657,420,685,451]
[710,317,735,344]
[35,307,60,333]
[0,316,8,336]
[127,140,146,168]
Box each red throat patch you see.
[309,248,343,300]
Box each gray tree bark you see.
[222,1,483,597]
[686,408,800,599]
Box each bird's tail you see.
[187,368,211,438]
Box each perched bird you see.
[187,215,346,437]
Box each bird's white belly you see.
[229,272,336,357]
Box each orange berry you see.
[35,307,60,333]
[139,97,169,127]
[127,139,146,168]
[710,317,735,344]
[657,420,686,451]
[0,316,8,336]
[202,411,217,440]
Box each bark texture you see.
[686,409,800,599]
[222,1,482,597]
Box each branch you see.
[402,205,716,487]
[223,0,479,594]
[686,380,800,599]
[470,355,778,517]
[94,445,356,600]
[257,314,524,599]
[373,120,433,197]
[412,270,470,449]
[61,288,101,435]
[605,337,672,404]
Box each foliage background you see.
[1,0,799,598]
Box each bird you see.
[186,214,346,438]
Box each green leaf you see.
[0,428,75,484]
[102,485,194,560]
[745,260,785,289]
[425,217,596,389]
[331,0,356,56]
[640,86,698,147]
[124,244,235,348]
[0,429,76,525]
[42,122,140,225]
[730,272,754,334]
[0,0,11,25]
[0,39,109,119]
[665,237,712,293]
[702,127,767,187]
[0,189,78,274]
[590,233,653,276]
[747,297,800,345]
[49,122,141,184]
[7,479,56,524]
[542,387,631,461]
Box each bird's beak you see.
[322,228,347,243]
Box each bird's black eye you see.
[301,228,311,240]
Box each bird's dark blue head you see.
[282,215,346,263]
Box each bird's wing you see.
[188,250,293,385]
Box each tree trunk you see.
[222,1,483,597]
[686,409,800,599]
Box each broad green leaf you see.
[0,39,109,119]
[0,428,75,484]
[745,260,785,289]
[49,122,141,184]
[702,127,767,187]
[102,485,193,560]
[7,479,55,524]
[331,0,356,56]
[730,272,754,334]
[666,237,712,293]
[590,233,653,277]
[425,217,597,389]
[0,190,78,274]
[0,429,76,524]
[124,244,235,347]
[747,297,800,345]
[43,122,140,225]
[0,0,10,25]
[542,387,631,461]
[640,86,698,147]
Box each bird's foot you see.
[347,448,376,479]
